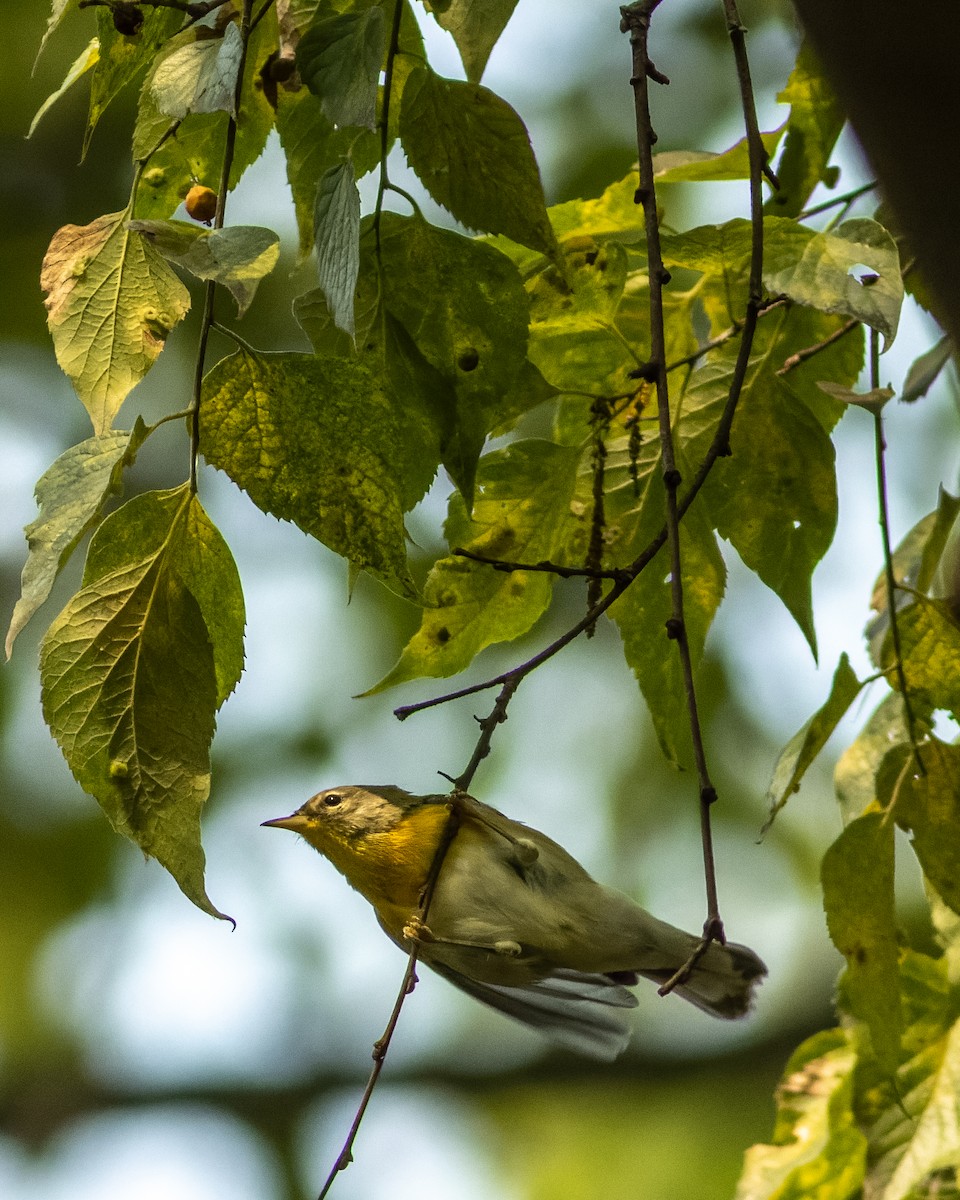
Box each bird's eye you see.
[322,793,343,808]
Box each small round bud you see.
[185,184,218,224]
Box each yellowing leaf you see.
[822,811,901,1073]
[40,486,244,921]
[6,423,148,659]
[653,127,785,182]
[735,1029,867,1200]
[768,41,845,217]
[84,7,182,158]
[894,740,960,919]
[29,37,99,138]
[41,211,191,433]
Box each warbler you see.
[263,785,766,1059]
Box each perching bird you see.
[263,785,766,1059]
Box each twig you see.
[870,328,926,776]
[776,315,859,377]
[79,0,230,14]
[798,181,877,222]
[665,297,788,374]
[623,0,725,965]
[188,0,255,492]
[452,548,628,582]
[451,678,521,793]
[316,801,462,1199]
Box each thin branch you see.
[776,315,859,377]
[316,802,462,1200]
[622,0,726,965]
[451,679,521,793]
[188,0,255,492]
[453,548,628,582]
[798,180,877,222]
[870,328,926,776]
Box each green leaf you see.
[399,66,557,257]
[41,210,191,433]
[84,7,183,158]
[767,41,846,218]
[833,694,918,825]
[200,348,424,595]
[681,308,851,655]
[376,214,529,502]
[275,86,380,257]
[734,1029,867,1200]
[653,127,785,182]
[885,595,960,719]
[822,811,901,1074]
[151,21,244,120]
[296,5,384,130]
[816,382,894,414]
[127,219,280,316]
[423,0,518,82]
[368,439,580,691]
[862,953,960,1199]
[39,486,242,921]
[29,37,99,139]
[660,219,754,282]
[764,217,903,351]
[614,505,725,767]
[313,161,360,338]
[517,171,646,257]
[894,740,960,918]
[901,336,953,404]
[764,653,864,831]
[5,423,149,658]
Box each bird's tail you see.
[637,936,766,1019]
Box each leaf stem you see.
[188,0,255,493]
[373,0,406,235]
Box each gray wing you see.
[428,961,638,1061]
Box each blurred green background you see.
[2,2,956,1197]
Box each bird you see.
[263,784,766,1059]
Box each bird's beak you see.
[261,812,308,831]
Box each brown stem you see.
[188,0,254,492]
[317,801,462,1198]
